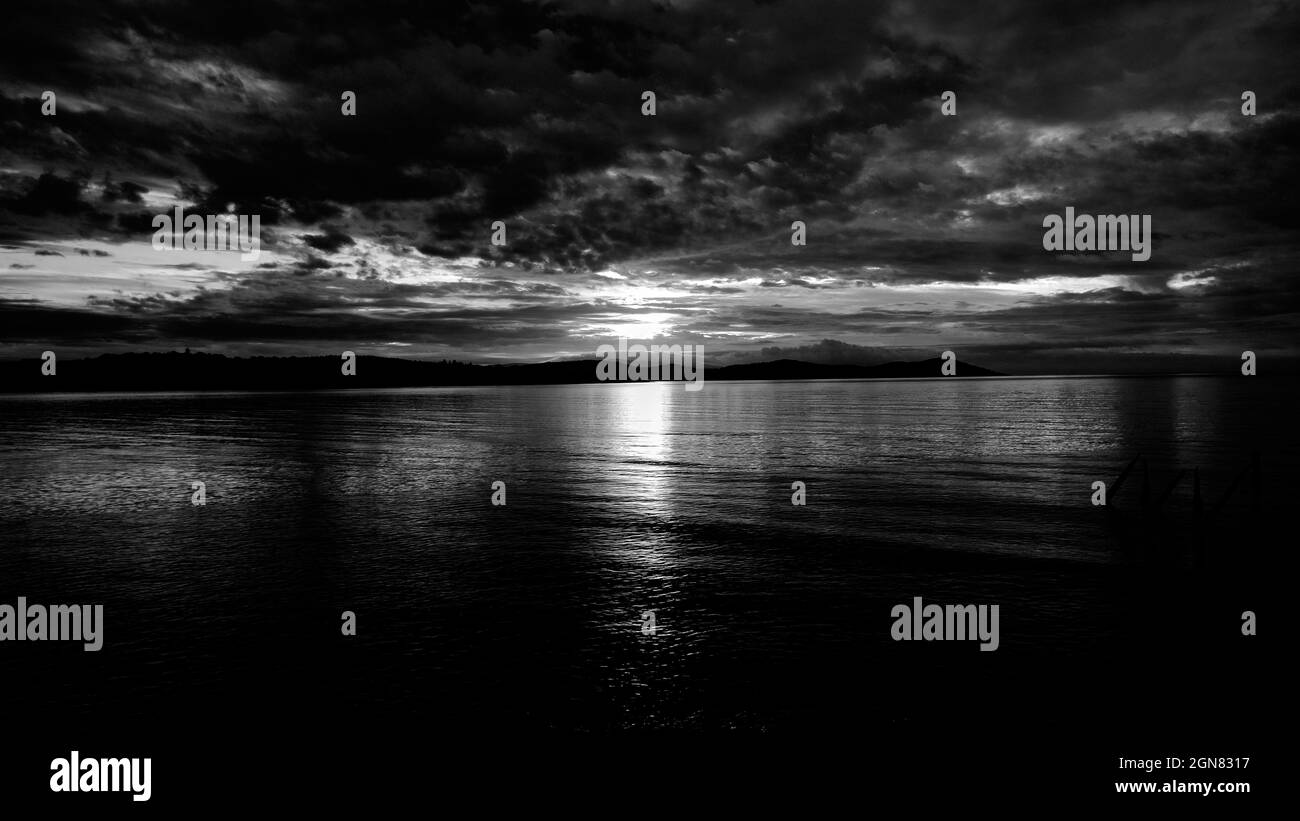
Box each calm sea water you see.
[0,376,1288,735]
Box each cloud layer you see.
[2,0,1297,372]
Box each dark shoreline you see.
[1,349,1275,394]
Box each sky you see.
[1,0,1297,373]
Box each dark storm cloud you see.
[0,297,148,340]
[0,0,981,230]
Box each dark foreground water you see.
[0,376,1286,800]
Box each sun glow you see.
[577,312,677,340]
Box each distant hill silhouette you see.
[0,351,1005,393]
[708,357,1003,381]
